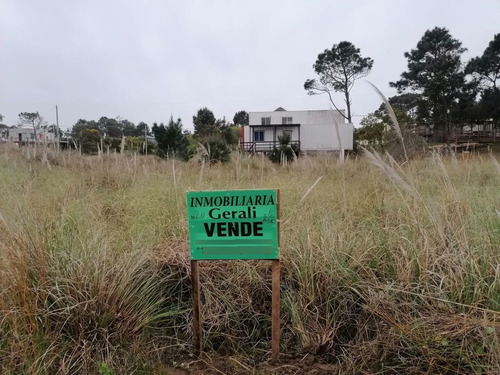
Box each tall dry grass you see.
[0,144,499,374]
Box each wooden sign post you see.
[187,189,280,362]
[271,259,280,362]
[191,259,202,356]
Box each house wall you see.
[246,109,353,151]
[39,131,56,142]
[250,127,276,142]
[8,128,57,143]
[8,128,35,142]
[301,123,354,151]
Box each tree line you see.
[6,26,497,160]
[1,108,250,163]
[305,27,500,147]
[68,109,248,161]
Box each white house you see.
[241,107,353,153]
[7,126,57,145]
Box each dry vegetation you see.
[0,145,499,374]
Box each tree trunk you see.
[344,89,352,124]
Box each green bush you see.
[269,133,300,164]
[199,134,232,163]
[80,129,100,154]
[125,136,157,155]
[102,137,122,153]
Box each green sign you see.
[187,189,279,260]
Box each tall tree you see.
[193,107,216,137]
[121,119,137,137]
[71,119,99,140]
[304,41,374,123]
[18,112,47,140]
[466,33,500,130]
[385,93,423,121]
[233,110,249,126]
[192,108,233,163]
[152,116,191,160]
[478,88,500,131]
[466,33,500,90]
[390,27,466,140]
[213,117,238,146]
[136,121,150,136]
[97,116,122,138]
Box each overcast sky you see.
[1,0,499,131]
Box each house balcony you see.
[241,123,301,153]
[239,140,300,153]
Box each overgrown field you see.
[0,145,499,374]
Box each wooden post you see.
[271,259,280,362]
[191,260,202,356]
[272,188,280,362]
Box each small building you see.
[241,108,353,153]
[8,127,35,144]
[7,126,57,145]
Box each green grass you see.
[0,145,499,374]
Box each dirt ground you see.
[164,353,340,375]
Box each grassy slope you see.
[0,146,499,374]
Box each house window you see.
[261,117,271,125]
[254,131,264,142]
[282,117,293,124]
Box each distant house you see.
[7,127,35,144]
[7,126,57,145]
[240,107,353,153]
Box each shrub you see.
[269,133,300,164]
[199,134,232,163]
[125,136,157,155]
[80,129,100,154]
[383,127,427,160]
[102,137,122,153]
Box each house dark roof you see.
[274,107,286,112]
